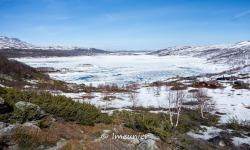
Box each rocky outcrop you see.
[136,133,160,150]
[0,122,16,138]
[0,122,16,150]
[15,101,46,119]
[15,101,44,114]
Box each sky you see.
[0,0,250,50]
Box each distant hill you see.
[0,54,75,92]
[149,41,250,66]
[0,54,48,80]
[0,36,110,58]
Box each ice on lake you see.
[16,55,229,86]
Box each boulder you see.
[0,122,16,137]
[143,133,160,141]
[15,101,46,117]
[0,97,4,104]
[95,130,112,142]
[137,139,159,150]
[22,122,41,130]
[137,133,159,150]
[0,122,16,150]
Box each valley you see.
[0,36,250,150]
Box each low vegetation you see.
[192,80,223,89]
[224,117,250,132]
[0,87,111,125]
[232,81,250,89]
[112,109,219,139]
[150,80,187,90]
[12,126,58,149]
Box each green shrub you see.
[225,117,250,132]
[11,105,41,123]
[38,116,54,128]
[95,113,113,124]
[112,109,219,139]
[113,111,172,139]
[232,81,249,89]
[180,108,219,128]
[0,87,111,125]
[0,113,12,123]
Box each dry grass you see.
[49,122,86,140]
[12,126,59,149]
[60,140,86,150]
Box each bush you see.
[179,108,219,132]
[38,116,55,128]
[112,109,219,139]
[225,117,250,132]
[233,81,249,89]
[96,113,113,124]
[12,105,42,123]
[0,87,111,125]
[113,110,173,139]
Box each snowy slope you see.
[0,36,109,57]
[0,36,37,49]
[0,36,85,50]
[149,41,250,66]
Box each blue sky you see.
[0,0,250,50]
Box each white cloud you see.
[234,10,250,19]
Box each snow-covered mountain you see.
[0,36,37,50]
[149,41,250,66]
[0,36,109,57]
[1,36,249,66]
[0,36,87,50]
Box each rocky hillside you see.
[0,36,110,57]
[149,41,250,66]
[0,54,80,92]
[0,54,48,80]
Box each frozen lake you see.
[16,55,250,123]
[16,55,229,85]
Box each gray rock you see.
[15,101,46,117]
[22,122,41,130]
[144,133,160,141]
[137,139,159,150]
[95,129,112,141]
[0,97,4,104]
[219,140,226,147]
[0,122,16,137]
[137,133,159,150]
[47,139,67,150]
[129,138,140,145]
[15,101,37,111]
[0,122,8,129]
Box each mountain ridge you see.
[0,36,110,57]
[0,36,249,66]
[148,41,250,66]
